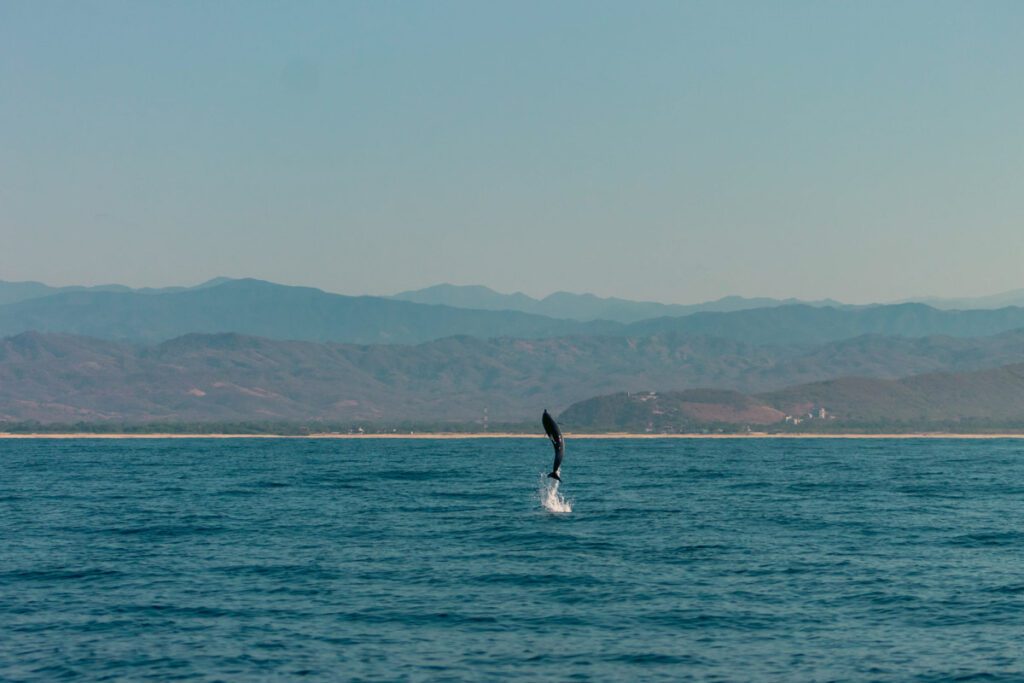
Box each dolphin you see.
[542,409,564,481]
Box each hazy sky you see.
[2,1,1023,304]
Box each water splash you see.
[539,475,573,513]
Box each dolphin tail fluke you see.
[548,471,561,481]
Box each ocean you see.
[3,437,1024,681]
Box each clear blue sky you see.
[2,1,1022,303]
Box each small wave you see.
[2,567,124,582]
[950,530,1024,548]
[608,652,706,666]
[538,475,572,513]
[112,524,225,538]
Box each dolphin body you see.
[542,409,564,481]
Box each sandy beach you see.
[3,432,1024,439]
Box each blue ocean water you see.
[3,438,1024,681]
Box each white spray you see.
[539,474,573,513]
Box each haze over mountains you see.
[394,282,1024,320]
[4,276,1024,429]
[0,277,234,306]
[7,278,1024,346]
[0,279,609,345]
[898,290,1024,311]
[392,283,846,323]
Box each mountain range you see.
[0,279,610,344]
[898,289,1024,311]
[394,282,1024,319]
[4,328,1024,425]
[391,283,846,323]
[6,278,1024,346]
[5,276,1024,430]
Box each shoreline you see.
[3,431,1024,440]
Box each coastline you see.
[3,432,1024,439]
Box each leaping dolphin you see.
[542,409,564,481]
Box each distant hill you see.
[0,278,613,344]
[559,390,785,432]
[624,303,1024,345]
[761,364,1024,425]
[560,362,1024,432]
[901,289,1024,310]
[392,283,844,323]
[391,284,541,314]
[4,329,1024,425]
[0,277,231,306]
[398,282,1024,319]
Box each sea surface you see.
[4,438,1024,681]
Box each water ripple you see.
[4,438,1024,680]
